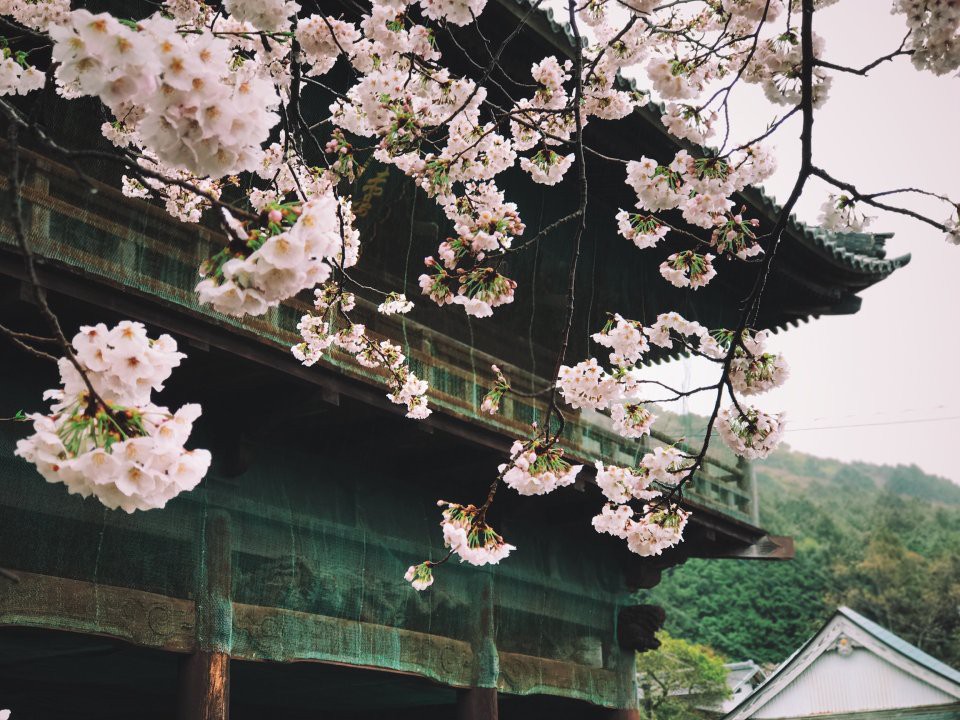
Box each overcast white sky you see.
[643,1,960,482]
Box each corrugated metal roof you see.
[721,608,960,719]
[838,607,960,686]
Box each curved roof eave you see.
[498,0,912,281]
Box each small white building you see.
[722,607,960,720]
[721,660,767,714]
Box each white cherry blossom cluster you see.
[0,53,44,96]
[14,322,211,512]
[742,31,832,107]
[419,259,518,318]
[611,402,657,438]
[592,313,649,366]
[944,214,960,246]
[894,0,960,74]
[120,146,223,224]
[593,448,694,552]
[292,284,432,419]
[49,10,280,177]
[499,439,583,496]
[377,293,414,316]
[197,192,356,317]
[716,404,785,459]
[616,211,670,250]
[592,502,690,557]
[223,0,300,31]
[626,506,691,557]
[556,359,622,411]
[711,210,763,259]
[722,0,784,22]
[646,312,723,359]
[639,445,692,485]
[729,330,790,395]
[662,103,718,144]
[296,15,361,76]
[624,151,775,256]
[520,149,575,186]
[819,194,874,232]
[559,312,719,446]
[646,57,706,100]
[386,366,432,420]
[404,562,435,591]
[420,0,490,26]
[437,500,515,566]
[595,461,660,504]
[0,0,69,31]
[659,251,717,289]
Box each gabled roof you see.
[722,607,960,720]
[837,607,960,686]
[725,660,766,697]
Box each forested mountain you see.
[642,436,960,668]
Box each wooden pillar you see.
[178,651,229,720]
[738,456,760,526]
[178,511,232,720]
[456,687,498,720]
[457,573,499,719]
[596,710,640,720]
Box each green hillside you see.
[641,435,960,668]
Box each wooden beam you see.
[0,570,194,651]
[456,687,498,720]
[704,534,795,560]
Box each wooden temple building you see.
[0,1,909,717]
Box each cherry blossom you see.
[626,506,690,557]
[14,322,210,512]
[819,194,874,232]
[894,0,960,75]
[556,359,621,411]
[223,0,300,32]
[405,562,435,591]
[0,54,44,95]
[717,405,786,459]
[616,210,669,249]
[592,313,649,367]
[945,214,960,246]
[595,461,660,504]
[611,402,657,439]
[377,293,415,316]
[659,251,717,289]
[197,192,355,317]
[3,0,951,591]
[480,364,510,415]
[499,439,583,496]
[438,501,515,565]
[728,330,790,395]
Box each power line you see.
[787,415,960,432]
[680,414,960,439]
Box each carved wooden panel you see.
[0,570,195,651]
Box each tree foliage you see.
[636,631,730,720]
[645,446,960,667]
